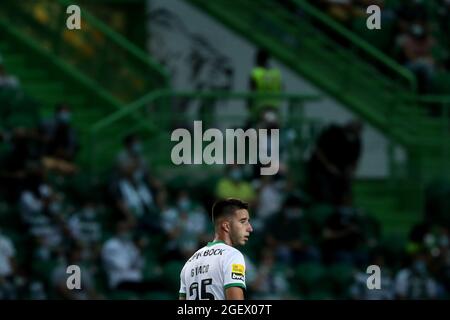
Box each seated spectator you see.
[67,200,102,261]
[350,251,395,300]
[40,103,79,161]
[0,228,18,299]
[248,247,291,299]
[19,166,67,257]
[111,164,160,232]
[51,243,102,300]
[160,190,209,261]
[265,195,320,265]
[116,133,161,192]
[322,205,367,266]
[101,220,162,293]
[215,164,256,204]
[394,250,440,299]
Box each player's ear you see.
[222,220,230,233]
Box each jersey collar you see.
[207,240,226,247]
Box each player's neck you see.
[213,234,232,246]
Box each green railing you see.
[186,0,418,147]
[0,0,169,103]
[89,90,322,175]
[293,0,417,91]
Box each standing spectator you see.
[306,120,363,206]
[248,49,283,125]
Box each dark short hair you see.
[212,198,249,223]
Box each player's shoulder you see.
[209,242,244,261]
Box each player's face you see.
[229,209,253,246]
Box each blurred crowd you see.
[305,0,450,94]
[2,38,450,301]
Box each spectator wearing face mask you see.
[116,133,162,196]
[215,164,256,204]
[265,195,320,265]
[101,220,163,294]
[394,251,440,299]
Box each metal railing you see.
[0,0,169,103]
[88,90,322,175]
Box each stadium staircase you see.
[185,0,450,235]
[0,0,169,168]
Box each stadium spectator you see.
[248,49,283,125]
[116,133,161,191]
[160,190,209,261]
[0,228,18,299]
[322,206,367,266]
[349,251,395,300]
[19,166,67,258]
[40,104,79,162]
[51,243,101,300]
[111,161,160,230]
[248,247,291,299]
[306,120,362,206]
[394,250,440,299]
[101,220,162,294]
[254,174,284,227]
[397,23,436,94]
[0,128,38,203]
[215,164,257,204]
[265,195,320,265]
[67,200,102,261]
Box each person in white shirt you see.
[101,220,162,294]
[179,198,253,300]
[0,229,17,299]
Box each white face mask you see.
[229,169,243,181]
[58,111,71,124]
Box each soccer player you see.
[179,198,253,300]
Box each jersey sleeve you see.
[179,264,187,298]
[222,249,246,291]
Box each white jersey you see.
[179,241,246,300]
